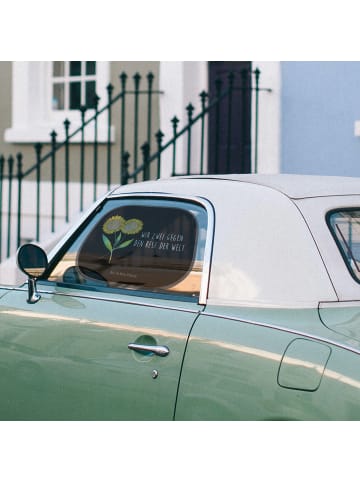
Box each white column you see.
[252,61,281,174]
[159,61,207,177]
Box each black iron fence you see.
[121,68,271,183]
[0,67,270,262]
[0,72,162,262]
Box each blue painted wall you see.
[281,62,360,176]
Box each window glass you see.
[47,198,208,299]
[70,82,81,109]
[51,61,97,111]
[53,61,64,77]
[328,209,360,282]
[86,61,96,75]
[85,81,96,108]
[52,83,64,110]
[70,61,81,76]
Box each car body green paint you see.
[1,174,360,420]
[0,285,199,420]
[175,307,360,420]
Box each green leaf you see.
[114,232,122,248]
[118,239,134,248]
[102,234,113,252]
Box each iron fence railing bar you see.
[79,106,86,212]
[16,153,22,249]
[50,131,57,233]
[199,91,208,175]
[226,73,234,173]
[133,73,141,182]
[214,78,222,174]
[147,73,154,149]
[253,68,260,174]
[34,143,42,242]
[141,142,150,181]
[171,116,179,177]
[241,70,249,172]
[93,95,99,201]
[120,73,127,181]
[0,156,4,262]
[121,151,130,186]
[64,119,70,223]
[156,130,164,178]
[6,156,14,258]
[106,83,114,191]
[186,104,194,175]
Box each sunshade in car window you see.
[77,205,198,291]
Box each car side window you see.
[47,197,208,300]
[327,208,360,283]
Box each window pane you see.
[70,61,81,76]
[53,61,64,77]
[85,81,96,108]
[47,198,208,298]
[86,61,96,75]
[328,209,360,282]
[70,81,81,109]
[52,83,64,110]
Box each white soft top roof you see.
[170,174,360,199]
[112,174,360,199]
[110,173,360,306]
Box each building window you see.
[52,61,97,111]
[5,61,111,143]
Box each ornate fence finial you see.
[186,103,195,122]
[50,130,57,146]
[121,151,130,185]
[64,118,71,137]
[155,130,164,179]
[120,72,128,91]
[133,73,141,90]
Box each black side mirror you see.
[17,244,48,304]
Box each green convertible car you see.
[1,173,360,420]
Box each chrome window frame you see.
[47,192,215,305]
[326,207,360,285]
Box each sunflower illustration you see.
[102,215,143,263]
[103,215,125,234]
[121,218,143,235]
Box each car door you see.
[175,307,339,420]
[0,195,211,421]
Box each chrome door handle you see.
[128,343,170,357]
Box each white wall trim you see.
[159,61,208,177]
[252,61,281,174]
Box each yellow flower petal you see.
[121,218,143,235]
[103,215,125,234]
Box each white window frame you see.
[51,61,97,112]
[5,61,112,143]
